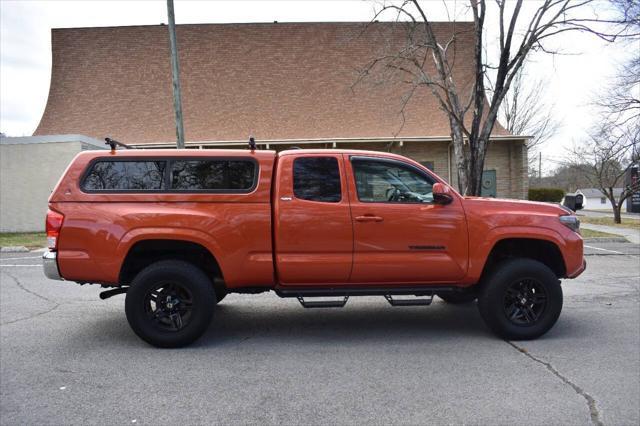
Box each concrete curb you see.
[0,246,30,253]
[583,237,629,243]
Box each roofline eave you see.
[130,134,531,148]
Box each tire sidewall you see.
[478,258,563,340]
[125,260,216,348]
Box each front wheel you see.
[477,258,562,340]
[125,260,216,348]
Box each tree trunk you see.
[613,206,622,224]
[450,119,469,195]
[466,135,490,196]
[606,187,623,224]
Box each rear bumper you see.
[43,251,63,281]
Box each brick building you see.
[34,22,528,198]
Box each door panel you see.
[274,154,353,285]
[346,156,468,284]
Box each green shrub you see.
[528,188,565,202]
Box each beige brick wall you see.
[1,141,84,232]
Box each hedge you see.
[528,188,565,202]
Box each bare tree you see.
[500,62,560,161]
[597,0,640,128]
[357,0,630,195]
[569,124,639,223]
[567,0,640,222]
[534,163,592,192]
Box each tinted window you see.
[83,161,166,191]
[352,158,434,203]
[293,157,341,202]
[170,160,256,191]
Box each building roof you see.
[34,22,512,145]
[577,188,624,198]
[0,134,106,149]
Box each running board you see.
[297,296,349,308]
[277,286,454,298]
[384,294,433,306]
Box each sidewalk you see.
[580,210,640,219]
[581,223,640,244]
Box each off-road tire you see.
[215,290,227,304]
[125,260,216,348]
[478,258,562,340]
[437,290,477,304]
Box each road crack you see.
[1,270,61,325]
[508,342,603,426]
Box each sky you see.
[0,0,635,173]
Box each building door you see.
[481,170,497,197]
[273,154,353,285]
[346,156,468,284]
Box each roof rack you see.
[105,137,132,153]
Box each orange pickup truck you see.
[43,148,585,347]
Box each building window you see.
[351,157,434,203]
[170,160,256,191]
[601,197,606,204]
[83,160,167,191]
[420,161,435,171]
[293,157,342,202]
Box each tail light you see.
[46,209,64,250]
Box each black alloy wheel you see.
[125,260,216,348]
[502,278,547,326]
[144,282,194,332]
[478,258,562,340]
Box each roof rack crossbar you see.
[105,137,132,151]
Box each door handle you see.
[355,215,383,222]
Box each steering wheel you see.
[386,187,400,201]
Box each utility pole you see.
[538,152,542,182]
[167,0,185,149]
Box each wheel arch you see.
[118,236,226,293]
[481,237,567,280]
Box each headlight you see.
[559,215,580,232]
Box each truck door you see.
[274,153,353,285]
[346,155,468,284]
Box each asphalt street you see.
[1,243,639,425]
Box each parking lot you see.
[1,243,639,425]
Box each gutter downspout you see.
[447,141,453,183]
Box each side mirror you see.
[433,182,453,205]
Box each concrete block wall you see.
[0,135,105,232]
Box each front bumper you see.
[567,257,587,279]
[43,251,63,281]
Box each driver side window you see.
[351,158,434,203]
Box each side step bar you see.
[277,286,455,298]
[297,296,349,308]
[280,286,468,309]
[384,294,433,306]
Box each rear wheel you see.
[125,260,215,348]
[478,258,562,340]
